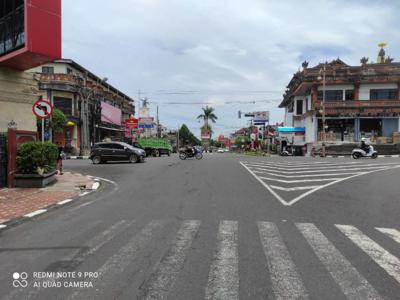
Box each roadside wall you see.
[0,67,40,132]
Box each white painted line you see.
[270,185,321,191]
[253,171,360,178]
[259,176,341,183]
[391,155,399,158]
[251,165,391,174]
[336,225,400,284]
[205,220,239,300]
[24,209,47,218]
[240,162,288,206]
[258,222,309,299]
[375,227,400,244]
[338,156,345,158]
[57,198,73,205]
[70,201,94,211]
[79,191,90,197]
[141,220,201,299]
[68,220,164,300]
[0,224,6,230]
[297,223,380,300]
[246,162,396,172]
[92,182,100,190]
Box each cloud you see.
[62,0,400,137]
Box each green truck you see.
[133,138,173,157]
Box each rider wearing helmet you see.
[360,137,370,153]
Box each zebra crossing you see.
[240,160,400,206]
[4,219,400,299]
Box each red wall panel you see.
[0,0,62,70]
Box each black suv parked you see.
[90,142,146,164]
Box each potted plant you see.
[14,142,58,188]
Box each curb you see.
[66,156,89,160]
[0,178,102,232]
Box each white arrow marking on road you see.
[297,223,381,300]
[375,227,400,244]
[336,225,400,284]
[258,222,309,299]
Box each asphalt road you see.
[1,153,400,299]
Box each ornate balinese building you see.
[279,46,400,154]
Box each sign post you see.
[32,98,54,143]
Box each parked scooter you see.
[280,146,294,156]
[352,145,378,159]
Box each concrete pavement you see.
[0,154,399,299]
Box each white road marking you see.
[250,165,391,174]
[69,220,164,300]
[244,162,396,170]
[297,223,381,300]
[24,209,47,218]
[57,198,73,205]
[241,161,400,206]
[391,155,399,158]
[259,176,342,183]
[270,185,321,191]
[79,191,90,197]
[258,222,309,300]
[376,228,400,244]
[336,225,400,284]
[240,162,287,205]
[0,224,6,230]
[141,220,201,299]
[205,220,239,300]
[92,182,100,190]
[253,171,360,178]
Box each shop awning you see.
[97,126,124,132]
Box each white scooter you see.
[352,145,378,159]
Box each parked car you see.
[90,142,146,164]
[217,148,225,153]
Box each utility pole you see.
[156,105,160,138]
[322,64,326,157]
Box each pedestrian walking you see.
[56,142,64,175]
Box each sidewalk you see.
[0,172,96,226]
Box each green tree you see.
[51,108,68,133]
[179,124,201,145]
[197,106,217,138]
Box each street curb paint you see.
[0,177,103,232]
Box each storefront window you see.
[0,0,25,57]
[318,119,355,142]
[54,97,72,115]
[345,90,354,100]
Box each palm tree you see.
[197,106,217,138]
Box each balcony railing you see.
[40,73,83,85]
[314,100,400,109]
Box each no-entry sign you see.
[32,99,54,119]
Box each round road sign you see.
[32,99,54,119]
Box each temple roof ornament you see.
[360,57,369,65]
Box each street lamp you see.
[318,63,327,157]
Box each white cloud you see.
[62,0,400,137]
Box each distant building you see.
[279,46,400,154]
[27,59,135,155]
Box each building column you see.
[355,118,360,142]
[354,83,360,101]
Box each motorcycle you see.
[352,145,378,159]
[280,147,294,156]
[179,148,203,160]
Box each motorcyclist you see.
[360,138,370,154]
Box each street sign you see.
[253,111,269,125]
[125,118,138,129]
[139,117,154,129]
[32,99,53,119]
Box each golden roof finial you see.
[378,42,387,48]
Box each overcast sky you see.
[62,0,400,137]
